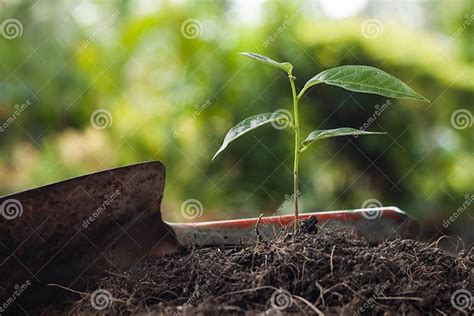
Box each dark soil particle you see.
[70,229,473,315]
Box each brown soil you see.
[62,223,473,315]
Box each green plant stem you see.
[289,75,299,233]
[297,87,307,100]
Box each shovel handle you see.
[169,207,421,246]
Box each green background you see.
[0,0,472,247]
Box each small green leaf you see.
[301,128,385,148]
[212,113,289,161]
[239,52,293,74]
[300,65,429,102]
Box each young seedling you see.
[212,52,429,233]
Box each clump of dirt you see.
[70,229,472,315]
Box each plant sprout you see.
[212,52,429,232]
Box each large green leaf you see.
[301,128,385,149]
[299,65,429,102]
[239,52,293,74]
[212,113,289,161]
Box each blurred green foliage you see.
[0,1,472,241]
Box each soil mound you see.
[68,229,473,315]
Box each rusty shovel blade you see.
[0,161,179,309]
